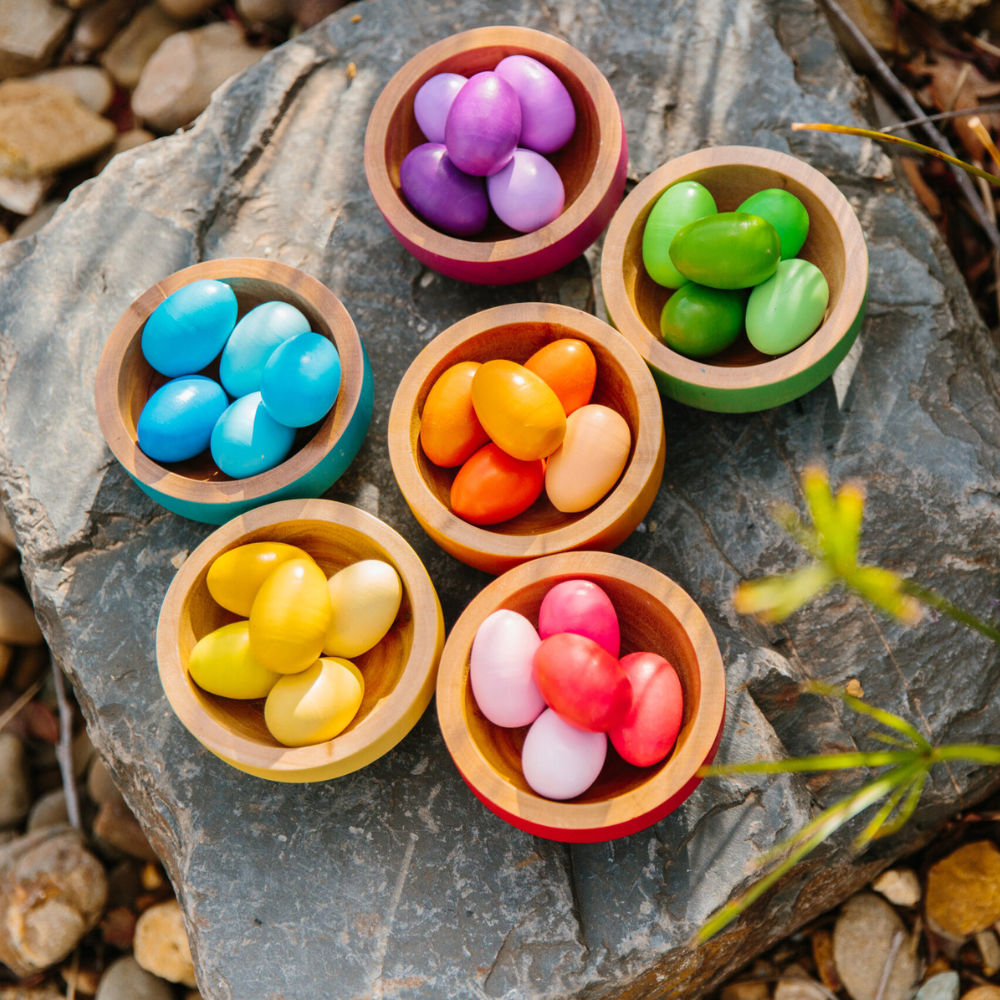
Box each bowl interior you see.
[383,44,602,244]
[623,163,846,368]
[411,321,640,537]
[119,276,343,484]
[462,571,702,804]
[176,519,414,749]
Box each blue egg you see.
[142,279,238,378]
[219,301,312,398]
[260,333,342,428]
[136,376,228,464]
[210,392,296,478]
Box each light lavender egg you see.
[444,71,521,177]
[486,148,565,233]
[413,72,467,144]
[399,142,489,237]
[495,54,576,154]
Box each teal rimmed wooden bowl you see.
[600,146,868,413]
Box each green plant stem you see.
[935,744,1000,764]
[701,751,919,777]
[901,579,1000,645]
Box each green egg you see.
[738,188,810,259]
[746,258,829,356]
[669,212,780,289]
[642,181,717,288]
[659,284,746,359]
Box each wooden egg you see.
[419,361,489,467]
[608,652,683,767]
[469,610,545,728]
[524,339,596,415]
[206,541,310,617]
[521,709,607,800]
[188,621,281,700]
[450,443,544,526]
[537,579,619,657]
[264,657,364,747]
[323,560,402,658]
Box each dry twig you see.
[0,676,45,734]
[52,663,81,830]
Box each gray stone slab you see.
[0,0,999,996]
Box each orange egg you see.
[524,339,597,415]
[450,443,545,525]
[471,360,566,461]
[420,362,490,467]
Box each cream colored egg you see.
[544,404,631,513]
[323,560,402,658]
[263,657,364,747]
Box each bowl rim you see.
[155,498,445,778]
[436,551,727,836]
[600,145,869,391]
[363,25,626,265]
[95,257,367,510]
[386,301,666,569]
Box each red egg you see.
[608,652,683,767]
[532,632,631,732]
[537,579,620,657]
[450,443,544,525]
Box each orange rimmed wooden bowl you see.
[436,551,726,842]
[364,26,627,285]
[387,302,666,575]
[156,499,445,782]
[601,146,868,412]
[95,258,374,524]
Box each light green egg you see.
[746,258,829,356]
[737,189,810,259]
[642,181,717,288]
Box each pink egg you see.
[469,610,546,728]
[486,149,564,234]
[495,54,576,154]
[537,579,620,657]
[608,653,684,767]
[444,71,521,176]
[413,72,467,144]
[521,709,606,800]
[399,143,489,237]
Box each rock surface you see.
[0,0,999,998]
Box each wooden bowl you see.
[95,258,374,524]
[363,26,628,285]
[387,302,665,575]
[437,551,726,842]
[601,146,868,413]
[156,499,445,782]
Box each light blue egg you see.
[219,301,313,398]
[141,279,238,378]
[210,392,296,478]
[137,376,228,464]
[260,333,341,428]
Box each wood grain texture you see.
[601,146,869,412]
[363,26,627,285]
[156,499,445,782]
[95,258,371,522]
[436,551,726,842]
[387,302,666,575]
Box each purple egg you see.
[495,55,576,154]
[444,71,521,177]
[486,148,565,233]
[399,142,489,237]
[414,72,467,144]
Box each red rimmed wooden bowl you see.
[436,551,726,842]
[387,302,665,575]
[601,146,868,412]
[364,26,627,285]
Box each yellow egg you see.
[206,542,311,616]
[471,360,566,461]
[544,404,631,513]
[188,621,281,700]
[264,657,364,747]
[248,558,332,674]
[323,560,402,658]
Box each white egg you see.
[521,709,607,800]
[469,610,545,728]
[323,560,402,658]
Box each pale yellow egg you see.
[188,621,281,700]
[323,560,402,658]
[264,657,364,747]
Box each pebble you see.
[236,0,292,22]
[11,199,61,240]
[0,643,11,685]
[134,898,197,987]
[0,0,73,79]
[775,965,827,1000]
[100,903,138,949]
[95,955,175,1000]
[962,988,1000,1000]
[93,798,158,861]
[102,4,183,89]
[0,733,30,827]
[926,841,1000,938]
[0,583,43,644]
[26,788,68,831]
[976,928,1000,976]
[915,971,961,1000]
[88,754,123,806]
[30,65,114,113]
[70,0,138,58]
[833,893,919,1000]
[95,127,155,173]
[721,983,770,1000]
[0,985,63,1000]
[73,727,94,779]
[0,174,52,216]
[871,867,921,907]
[292,0,350,28]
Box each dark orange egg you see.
[420,361,490,467]
[524,339,597,416]
[450,443,544,526]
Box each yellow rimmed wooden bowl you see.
[387,302,666,575]
[156,499,444,782]
[601,146,868,413]
[436,551,726,842]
